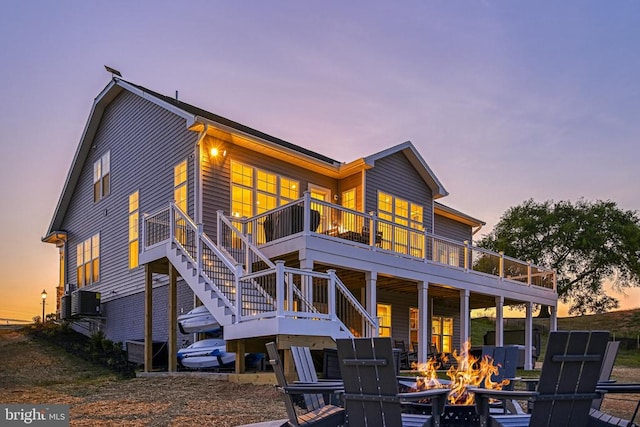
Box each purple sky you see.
[1,1,639,320]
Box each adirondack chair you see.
[266,342,345,427]
[395,339,418,370]
[592,341,621,410]
[481,345,523,415]
[589,341,640,427]
[336,337,450,427]
[291,345,343,410]
[471,330,610,427]
[591,383,640,427]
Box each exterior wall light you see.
[210,147,227,158]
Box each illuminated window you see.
[432,316,453,353]
[174,160,187,212]
[128,191,139,269]
[230,161,299,217]
[93,151,110,202]
[377,192,424,256]
[59,247,65,287]
[409,307,419,349]
[436,243,461,267]
[76,234,99,287]
[280,177,299,203]
[377,303,392,337]
[341,188,356,210]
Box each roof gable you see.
[363,141,448,199]
[43,78,342,239]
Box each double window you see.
[93,151,110,202]
[76,234,100,287]
[377,192,424,256]
[230,161,299,218]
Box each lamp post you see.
[41,289,47,322]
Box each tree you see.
[478,199,640,316]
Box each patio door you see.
[308,184,331,233]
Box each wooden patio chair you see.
[394,340,418,370]
[266,342,345,427]
[480,345,524,415]
[471,330,610,427]
[336,337,450,427]
[589,340,640,427]
[291,345,343,410]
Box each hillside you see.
[558,308,640,337]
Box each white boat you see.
[177,305,221,334]
[177,338,235,370]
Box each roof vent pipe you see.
[175,90,179,101]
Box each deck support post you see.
[144,264,153,372]
[460,289,470,349]
[495,296,504,347]
[235,339,245,374]
[417,281,429,363]
[525,302,533,370]
[365,271,377,337]
[168,265,177,372]
[550,305,558,332]
[299,258,314,308]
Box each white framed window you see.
[377,191,424,256]
[174,160,187,212]
[93,151,110,202]
[341,188,356,210]
[230,161,300,217]
[128,191,139,269]
[409,307,419,350]
[377,303,392,337]
[76,234,99,287]
[432,316,453,353]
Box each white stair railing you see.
[142,203,377,338]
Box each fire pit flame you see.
[411,339,510,405]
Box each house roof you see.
[43,77,458,241]
[123,80,340,165]
[434,201,485,228]
[362,141,449,199]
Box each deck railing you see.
[232,193,556,291]
[141,203,377,335]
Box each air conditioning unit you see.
[70,290,101,317]
[60,295,72,320]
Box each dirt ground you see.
[0,328,287,426]
[1,327,639,426]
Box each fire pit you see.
[403,403,480,427]
[401,340,509,427]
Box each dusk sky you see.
[1,1,639,321]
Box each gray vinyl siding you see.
[101,280,195,344]
[434,214,473,243]
[338,172,363,212]
[201,140,338,237]
[60,90,197,303]
[378,288,417,345]
[364,152,434,232]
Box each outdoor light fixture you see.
[41,289,47,322]
[210,147,227,158]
